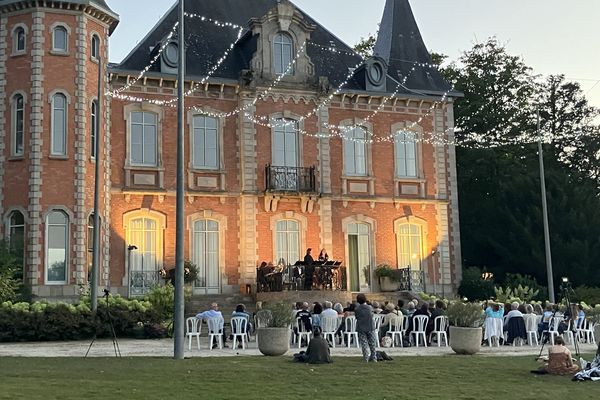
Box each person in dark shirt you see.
[305,327,332,364]
[303,248,314,290]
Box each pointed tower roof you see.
[374,0,455,95]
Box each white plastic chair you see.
[344,316,359,348]
[428,315,448,347]
[579,320,596,344]
[373,314,384,348]
[546,317,562,345]
[207,317,224,350]
[563,320,575,345]
[523,314,539,346]
[411,315,429,347]
[186,317,202,350]
[386,315,404,347]
[321,316,339,348]
[231,316,248,350]
[401,316,408,338]
[296,317,312,348]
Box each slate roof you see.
[113,0,456,97]
[374,0,456,95]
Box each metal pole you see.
[91,57,102,311]
[173,0,186,360]
[431,250,437,296]
[538,110,555,303]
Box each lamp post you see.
[173,0,186,360]
[431,249,437,296]
[537,110,555,303]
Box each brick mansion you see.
[0,0,462,300]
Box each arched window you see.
[91,100,98,159]
[52,26,68,52]
[91,34,100,59]
[13,26,26,53]
[51,93,67,156]
[12,94,24,157]
[273,33,293,75]
[46,210,69,283]
[343,127,368,176]
[8,211,25,265]
[130,111,158,166]
[192,219,220,290]
[395,131,418,178]
[192,115,219,169]
[275,220,300,266]
[397,223,423,270]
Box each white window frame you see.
[90,99,98,159]
[90,34,100,60]
[272,118,299,167]
[11,93,25,157]
[395,130,418,178]
[191,219,220,289]
[52,26,68,53]
[129,111,158,167]
[275,219,300,266]
[273,32,294,76]
[45,210,69,284]
[50,92,68,156]
[396,222,424,270]
[12,25,27,54]
[343,126,368,176]
[191,115,219,170]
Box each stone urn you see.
[449,326,482,355]
[379,276,398,292]
[257,327,290,356]
[594,323,600,344]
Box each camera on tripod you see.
[102,288,111,297]
[559,276,572,293]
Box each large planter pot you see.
[379,276,398,292]
[257,327,290,356]
[449,326,482,355]
[594,324,600,344]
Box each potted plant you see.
[446,301,485,355]
[256,302,293,356]
[375,264,398,292]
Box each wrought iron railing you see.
[265,165,316,193]
[397,267,425,292]
[130,270,161,296]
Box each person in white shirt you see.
[321,301,339,319]
[196,303,228,348]
[505,302,524,325]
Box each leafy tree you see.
[353,33,376,58]
[0,241,20,303]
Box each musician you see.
[318,248,329,262]
[304,248,314,290]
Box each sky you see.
[106,0,600,108]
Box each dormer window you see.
[52,26,68,52]
[273,33,293,75]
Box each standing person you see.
[318,248,329,262]
[355,293,378,362]
[304,248,315,290]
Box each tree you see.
[353,34,376,58]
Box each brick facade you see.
[0,0,461,299]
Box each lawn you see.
[0,355,594,400]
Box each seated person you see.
[232,303,253,334]
[305,327,332,364]
[574,343,600,380]
[196,302,228,348]
[311,302,323,328]
[504,302,524,327]
[427,300,446,337]
[379,303,403,340]
[536,336,580,375]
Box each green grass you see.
[0,355,594,400]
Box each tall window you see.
[52,26,68,52]
[275,220,300,266]
[397,223,423,270]
[8,211,25,266]
[51,93,67,156]
[12,94,24,157]
[192,115,218,169]
[343,127,367,176]
[273,33,293,75]
[130,111,158,166]
[192,219,219,289]
[91,34,100,59]
[272,119,298,167]
[128,217,158,272]
[91,100,97,159]
[395,131,418,178]
[46,211,69,283]
[13,27,26,53]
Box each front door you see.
[192,219,220,294]
[348,223,371,292]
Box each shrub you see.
[503,274,547,301]
[572,286,600,306]
[458,267,495,301]
[494,285,539,303]
[259,303,294,328]
[374,264,397,281]
[446,301,485,328]
[0,241,21,303]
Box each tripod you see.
[85,289,121,358]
